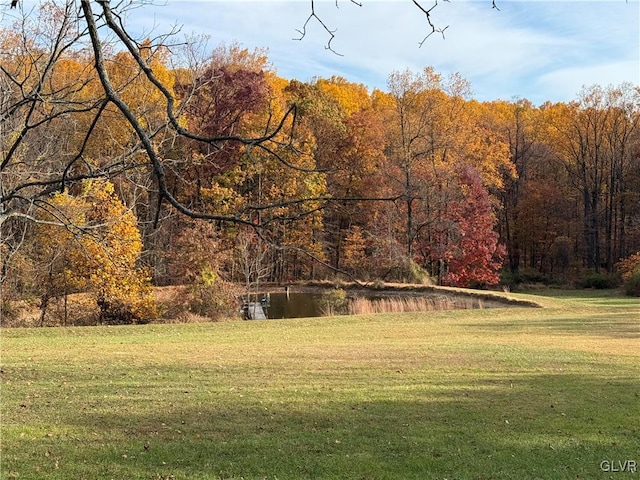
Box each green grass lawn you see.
[1,290,639,479]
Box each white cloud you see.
[126,0,640,103]
[537,60,640,102]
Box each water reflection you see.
[241,289,516,320]
[262,292,321,319]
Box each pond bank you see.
[247,282,542,319]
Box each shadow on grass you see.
[7,371,638,480]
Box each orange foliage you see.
[37,181,156,324]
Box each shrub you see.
[576,271,620,290]
[407,260,433,285]
[97,298,139,325]
[188,269,240,321]
[35,180,157,325]
[386,259,433,285]
[499,268,557,290]
[0,299,21,327]
[623,272,640,297]
[619,252,640,297]
[499,269,520,289]
[318,288,349,316]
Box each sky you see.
[29,1,640,105]
[125,0,639,105]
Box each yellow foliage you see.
[342,226,368,272]
[316,76,372,116]
[36,180,156,323]
[201,181,246,216]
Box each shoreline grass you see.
[347,294,487,315]
[1,290,639,479]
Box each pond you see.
[242,292,321,319]
[242,288,519,320]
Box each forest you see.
[1,2,639,325]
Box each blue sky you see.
[2,1,637,104]
[108,1,640,105]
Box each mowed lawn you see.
[1,291,638,480]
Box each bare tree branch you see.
[295,0,363,56]
[412,0,450,46]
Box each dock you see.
[242,302,267,320]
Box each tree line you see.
[2,2,639,324]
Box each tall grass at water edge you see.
[348,295,483,315]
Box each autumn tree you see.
[1,1,312,240]
[383,68,471,258]
[481,98,577,281]
[422,165,505,287]
[35,180,155,324]
[547,84,640,273]
[291,77,388,272]
[0,2,175,298]
[185,69,331,283]
[1,3,104,225]
[165,220,238,320]
[3,0,639,303]
[484,99,541,274]
[33,193,86,325]
[172,45,271,210]
[1,1,330,303]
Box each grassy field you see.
[1,290,638,479]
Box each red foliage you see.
[170,65,270,207]
[176,66,269,175]
[180,66,268,136]
[429,165,505,287]
[619,251,640,280]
